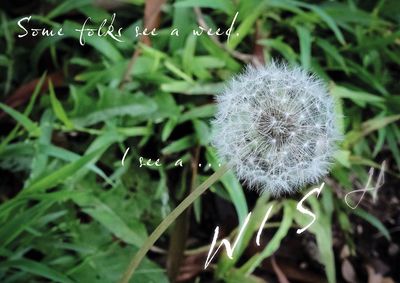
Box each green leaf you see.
[316,38,348,72]
[161,81,224,95]
[216,195,270,276]
[164,60,194,82]
[169,1,192,50]
[179,104,216,123]
[314,220,336,283]
[227,2,267,49]
[268,0,304,14]
[372,127,387,157]
[206,147,248,224]
[225,268,268,283]
[258,38,297,64]
[193,119,211,145]
[23,148,103,194]
[48,80,74,129]
[61,20,123,63]
[353,208,390,240]
[294,197,336,283]
[46,0,92,19]
[239,202,294,275]
[73,195,147,247]
[36,143,113,185]
[162,136,196,155]
[182,35,197,76]
[27,110,54,184]
[362,114,400,136]
[175,0,235,14]
[199,36,241,71]
[0,201,52,247]
[162,118,178,142]
[296,26,312,70]
[25,72,48,117]
[302,3,345,45]
[72,92,157,127]
[0,103,40,136]
[334,150,351,168]
[1,259,74,283]
[68,244,168,283]
[387,126,400,171]
[330,85,385,108]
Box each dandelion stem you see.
[119,163,230,283]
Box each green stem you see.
[119,164,230,283]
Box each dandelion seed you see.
[212,62,341,196]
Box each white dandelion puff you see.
[212,62,342,196]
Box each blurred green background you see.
[0,0,399,282]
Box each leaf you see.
[1,259,74,283]
[179,104,216,123]
[72,92,157,127]
[0,201,52,247]
[182,35,197,76]
[216,195,270,275]
[239,202,294,275]
[227,2,267,49]
[334,150,351,168]
[206,147,248,224]
[271,256,290,283]
[164,60,194,82]
[36,143,113,185]
[330,85,385,108]
[139,0,166,46]
[268,0,304,14]
[161,81,224,95]
[175,0,235,14]
[314,221,336,283]
[23,148,103,194]
[296,26,312,70]
[199,36,241,71]
[48,80,73,129]
[117,127,152,138]
[258,38,297,64]
[193,119,211,145]
[59,20,123,63]
[24,72,48,117]
[27,110,54,184]
[46,0,92,19]
[0,103,40,136]
[161,135,196,155]
[152,92,180,121]
[169,0,192,50]
[73,195,146,247]
[162,118,178,142]
[225,268,267,283]
[0,72,47,152]
[362,114,400,136]
[301,2,346,45]
[193,56,225,69]
[322,3,388,27]
[387,126,400,171]
[294,196,336,283]
[347,62,388,96]
[316,38,348,72]
[341,259,357,283]
[353,208,391,240]
[68,244,168,283]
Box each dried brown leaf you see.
[271,256,290,283]
[341,259,357,283]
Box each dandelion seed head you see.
[212,62,341,196]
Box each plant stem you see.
[119,164,230,283]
